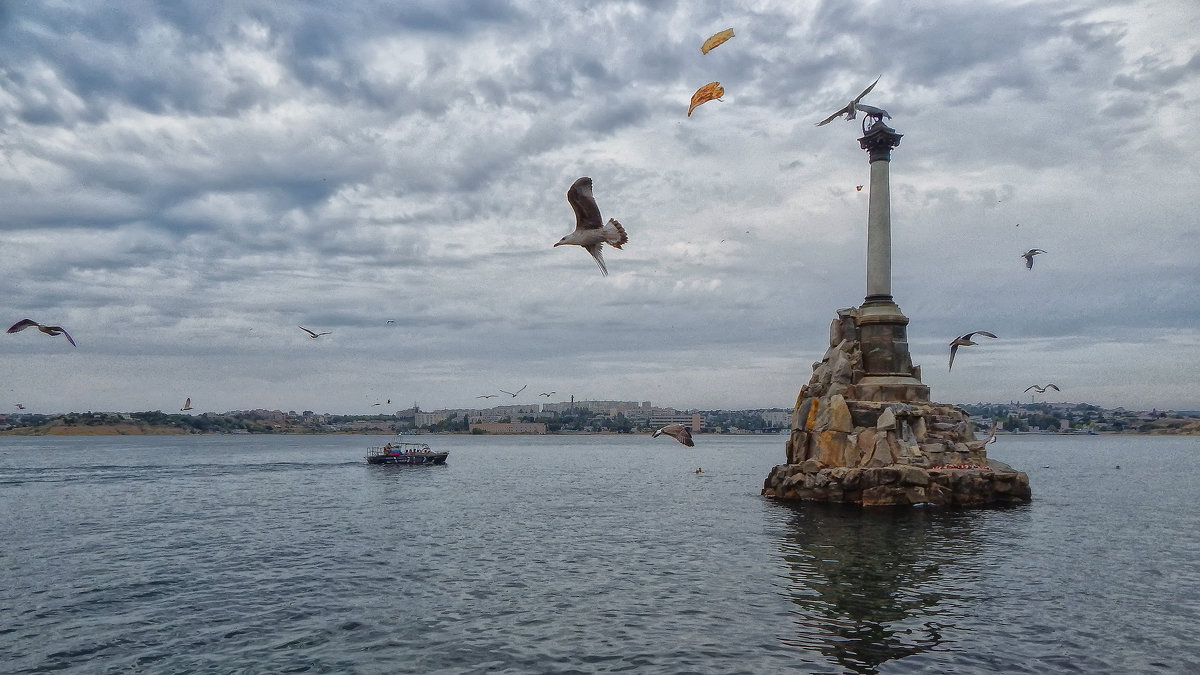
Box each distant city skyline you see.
[4,395,1196,420]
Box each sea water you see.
[1,433,1197,673]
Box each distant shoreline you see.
[2,424,1196,437]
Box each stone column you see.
[855,121,928,402]
[860,123,902,303]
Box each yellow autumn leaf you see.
[687,82,724,117]
[701,28,735,54]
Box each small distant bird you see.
[694,467,704,474]
[539,391,555,397]
[298,326,331,339]
[856,185,864,191]
[477,394,497,399]
[7,319,77,347]
[948,330,997,370]
[652,423,695,447]
[1021,249,1046,269]
[499,385,527,398]
[15,403,25,409]
[180,397,193,411]
[555,177,628,276]
[372,403,382,406]
[385,320,395,324]
[1024,384,1061,394]
[816,76,881,126]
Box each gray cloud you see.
[1,0,1198,414]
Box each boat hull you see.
[366,452,449,465]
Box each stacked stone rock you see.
[762,307,1031,507]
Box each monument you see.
[762,107,1031,507]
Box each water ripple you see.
[1,434,1198,673]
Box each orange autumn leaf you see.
[688,82,724,117]
[700,28,735,54]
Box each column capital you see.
[858,122,903,163]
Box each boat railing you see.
[366,443,434,457]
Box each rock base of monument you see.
[763,306,1031,507]
[762,462,1031,507]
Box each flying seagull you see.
[653,423,695,447]
[499,385,527,398]
[948,330,997,370]
[180,397,193,411]
[7,319,76,347]
[853,102,891,122]
[477,394,497,399]
[298,326,331,339]
[815,76,881,126]
[983,420,999,445]
[1021,249,1046,269]
[555,177,628,276]
[1024,384,1061,393]
[539,391,556,397]
[385,320,395,324]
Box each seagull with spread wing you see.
[554,177,628,276]
[816,76,881,126]
[653,423,695,447]
[181,397,193,411]
[298,326,331,339]
[1024,384,1060,394]
[983,420,999,445]
[7,319,76,347]
[1021,249,1046,269]
[499,384,527,398]
[948,331,998,371]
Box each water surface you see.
[1,433,1196,673]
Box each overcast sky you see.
[2,0,1198,415]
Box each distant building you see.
[467,404,540,423]
[760,410,792,427]
[470,422,547,434]
[649,412,704,430]
[414,411,450,427]
[540,400,652,416]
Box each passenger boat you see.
[365,439,449,465]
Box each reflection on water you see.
[773,501,1000,674]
